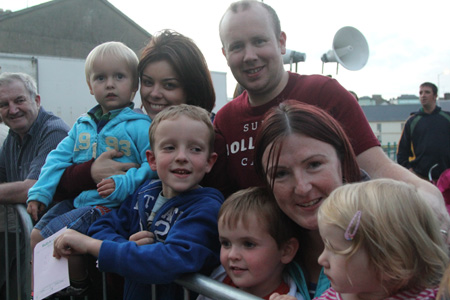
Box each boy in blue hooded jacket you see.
[53,104,223,300]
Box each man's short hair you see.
[420,82,438,96]
[220,0,281,40]
[0,72,38,99]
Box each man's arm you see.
[0,179,36,204]
[357,147,450,239]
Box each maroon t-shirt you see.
[205,72,379,196]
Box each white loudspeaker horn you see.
[283,49,306,72]
[321,26,369,73]
[283,49,306,64]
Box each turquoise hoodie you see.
[27,106,156,208]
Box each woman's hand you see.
[91,150,139,183]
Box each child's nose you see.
[228,246,241,260]
[317,250,328,268]
[106,77,115,88]
[175,149,188,162]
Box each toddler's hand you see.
[97,178,116,198]
[129,231,155,246]
[27,200,45,222]
[269,293,297,300]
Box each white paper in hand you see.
[33,227,70,300]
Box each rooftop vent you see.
[0,9,13,15]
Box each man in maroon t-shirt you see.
[207,0,446,227]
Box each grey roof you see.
[0,0,151,58]
[361,101,450,122]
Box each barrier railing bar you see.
[15,210,22,300]
[152,284,157,299]
[101,272,107,300]
[182,286,190,300]
[15,204,33,300]
[175,273,264,300]
[3,205,11,300]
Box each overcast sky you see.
[2,0,450,100]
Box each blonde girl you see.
[316,178,448,300]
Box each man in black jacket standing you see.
[397,82,450,181]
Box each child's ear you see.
[87,81,94,95]
[280,237,299,264]
[146,150,157,171]
[205,152,218,174]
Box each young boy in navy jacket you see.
[53,104,223,300]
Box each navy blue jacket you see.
[88,179,224,300]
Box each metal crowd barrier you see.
[176,273,264,300]
[2,204,33,300]
[1,204,262,300]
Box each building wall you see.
[0,53,228,126]
[0,0,150,59]
[210,71,228,114]
[369,121,403,146]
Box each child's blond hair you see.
[85,41,139,90]
[148,104,214,153]
[318,178,448,295]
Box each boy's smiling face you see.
[218,212,294,297]
[146,115,217,199]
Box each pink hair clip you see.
[344,210,362,241]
